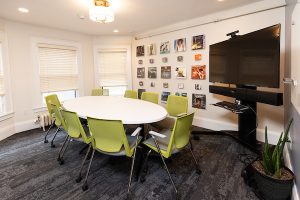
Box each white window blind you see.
[0,43,4,96]
[38,43,78,93]
[97,49,128,87]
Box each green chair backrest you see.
[50,104,67,130]
[166,113,194,157]
[91,89,109,96]
[166,95,188,117]
[45,94,62,120]
[87,117,133,157]
[124,90,138,99]
[61,110,90,144]
[141,92,159,104]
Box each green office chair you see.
[44,94,62,144]
[91,88,109,96]
[142,113,201,197]
[49,103,67,148]
[141,92,159,104]
[124,90,138,99]
[166,95,188,117]
[76,117,142,196]
[57,109,91,165]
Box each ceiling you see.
[0,0,263,36]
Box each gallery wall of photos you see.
[135,35,207,110]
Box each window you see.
[96,49,129,96]
[0,43,5,114]
[38,43,79,102]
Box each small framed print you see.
[175,67,186,79]
[195,84,202,90]
[192,35,205,50]
[191,65,206,80]
[163,82,169,88]
[192,94,206,109]
[147,44,156,56]
[148,67,157,79]
[139,81,144,86]
[150,82,155,87]
[178,83,184,89]
[138,89,146,99]
[137,67,145,78]
[181,92,187,97]
[136,45,145,57]
[175,92,180,96]
[149,59,154,64]
[138,60,143,65]
[174,38,186,52]
[177,56,183,62]
[162,57,168,63]
[160,41,170,54]
[194,54,202,61]
[161,91,171,102]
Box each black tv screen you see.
[209,24,280,88]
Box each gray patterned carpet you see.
[0,128,259,200]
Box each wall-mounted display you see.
[177,56,183,62]
[139,81,144,86]
[148,67,157,79]
[192,94,206,109]
[194,54,202,61]
[161,66,171,79]
[160,41,170,54]
[195,84,202,90]
[181,93,187,97]
[150,82,155,87]
[174,38,186,52]
[149,59,154,64]
[138,60,143,64]
[161,91,171,102]
[162,57,168,63]
[192,35,205,50]
[137,67,145,78]
[178,83,184,89]
[163,82,169,88]
[147,44,156,56]
[136,45,145,57]
[191,65,206,80]
[175,67,186,79]
[138,89,146,99]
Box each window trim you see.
[93,45,132,91]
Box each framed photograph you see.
[195,84,202,90]
[138,89,146,99]
[175,67,186,79]
[181,93,187,97]
[149,59,154,64]
[192,35,205,50]
[177,56,183,62]
[174,38,186,52]
[162,57,168,63]
[175,92,180,96]
[139,81,144,86]
[178,83,184,89]
[160,41,170,54]
[148,67,157,79]
[138,60,143,64]
[194,54,202,61]
[191,65,206,80]
[192,94,206,109]
[150,82,155,87]
[147,44,156,56]
[136,45,145,57]
[161,91,171,102]
[161,66,171,79]
[163,82,169,88]
[137,67,145,78]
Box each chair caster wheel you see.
[76,176,82,183]
[196,168,202,175]
[44,139,48,143]
[82,183,88,191]
[59,159,64,165]
[51,143,55,148]
[126,193,133,200]
[57,157,61,162]
[139,176,146,183]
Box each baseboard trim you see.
[284,147,299,200]
[14,120,40,133]
[0,124,15,141]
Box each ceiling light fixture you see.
[18,7,29,13]
[113,29,119,33]
[89,0,114,23]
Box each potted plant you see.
[251,119,294,200]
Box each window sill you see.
[0,112,14,122]
[33,106,47,113]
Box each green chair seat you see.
[91,88,109,96]
[124,90,138,99]
[141,92,159,104]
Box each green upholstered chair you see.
[142,113,201,196]
[166,95,188,117]
[76,117,142,196]
[49,103,67,148]
[44,94,62,144]
[124,90,138,99]
[141,92,159,104]
[91,88,109,96]
[56,109,91,165]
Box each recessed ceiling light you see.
[217,0,225,2]
[113,29,119,33]
[18,7,29,13]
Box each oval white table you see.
[63,96,168,124]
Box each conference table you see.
[63,96,168,125]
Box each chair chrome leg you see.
[58,136,71,165]
[151,136,178,194]
[44,121,55,143]
[82,148,95,191]
[140,149,151,183]
[189,140,202,175]
[50,127,61,148]
[79,144,89,155]
[76,144,92,183]
[57,135,69,162]
[127,146,138,195]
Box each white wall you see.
[132,3,286,144]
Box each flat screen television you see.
[209,24,281,88]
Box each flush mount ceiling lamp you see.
[89,0,114,23]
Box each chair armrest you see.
[177,112,187,117]
[131,127,142,137]
[149,131,166,138]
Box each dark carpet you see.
[0,128,259,200]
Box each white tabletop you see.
[63,96,168,124]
